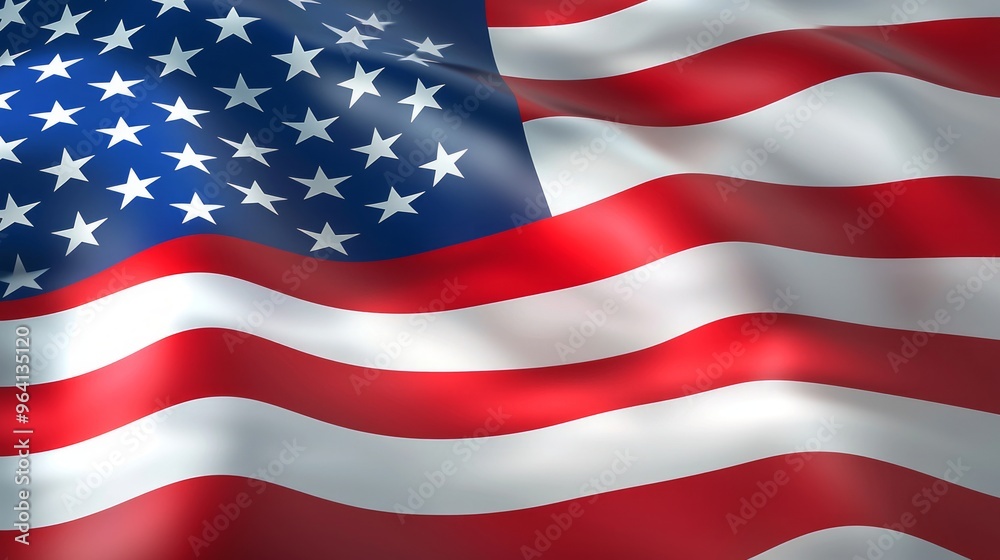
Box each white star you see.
[0,48,26,68]
[89,71,144,100]
[215,74,270,111]
[0,135,24,162]
[150,38,201,77]
[152,0,189,17]
[298,223,358,254]
[399,79,443,122]
[405,37,452,58]
[352,128,400,168]
[41,149,93,190]
[387,52,435,67]
[41,5,89,44]
[97,117,148,147]
[30,101,84,131]
[153,96,208,127]
[229,181,285,214]
[287,0,318,9]
[0,89,16,110]
[366,187,423,223]
[349,13,392,32]
[29,53,82,82]
[1,255,47,298]
[163,143,215,174]
[338,62,382,108]
[53,212,106,255]
[272,36,322,81]
[95,21,143,54]
[285,108,336,144]
[323,25,377,49]
[219,134,275,166]
[420,144,468,186]
[0,0,28,33]
[0,194,37,231]
[107,169,159,209]
[291,167,349,199]
[171,193,223,224]
[208,7,259,43]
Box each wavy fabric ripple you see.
[3,2,999,559]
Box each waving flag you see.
[2,0,999,559]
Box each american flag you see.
[1,0,999,558]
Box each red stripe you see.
[11,454,995,560]
[484,0,644,27]
[8,315,997,453]
[505,19,1000,125]
[1,175,997,319]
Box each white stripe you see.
[4,382,997,527]
[525,73,1000,215]
[489,0,1000,79]
[5,242,1000,383]
[750,527,968,560]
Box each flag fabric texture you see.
[1,0,999,559]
